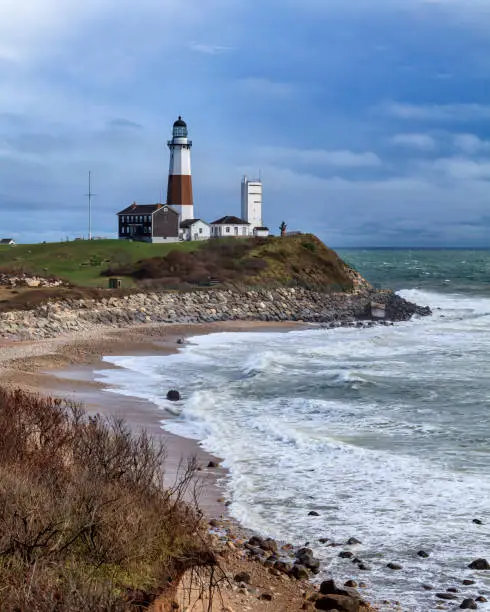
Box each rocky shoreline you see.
[0,286,431,340]
[204,510,490,612]
[195,510,380,612]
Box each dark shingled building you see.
[116,203,180,243]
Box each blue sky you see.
[1,0,490,246]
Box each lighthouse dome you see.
[172,116,188,138]
[173,116,187,128]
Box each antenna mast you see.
[85,171,96,240]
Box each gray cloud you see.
[381,102,490,122]
[453,133,490,154]
[108,118,143,130]
[261,147,382,168]
[391,133,436,151]
[188,42,233,54]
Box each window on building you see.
[199,227,203,234]
[234,226,238,235]
[242,226,247,235]
[226,227,230,233]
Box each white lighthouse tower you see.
[241,176,263,231]
[166,116,194,222]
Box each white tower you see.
[241,176,263,230]
[166,116,194,222]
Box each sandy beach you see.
[0,320,300,517]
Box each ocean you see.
[96,249,490,611]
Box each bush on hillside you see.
[101,238,271,287]
[0,388,215,611]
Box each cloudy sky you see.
[2,0,490,246]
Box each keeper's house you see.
[117,202,179,243]
[210,215,251,238]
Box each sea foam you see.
[97,290,490,611]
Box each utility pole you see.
[85,171,96,240]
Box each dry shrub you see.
[0,388,215,611]
[101,238,271,288]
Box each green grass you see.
[0,240,201,287]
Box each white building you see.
[180,219,211,241]
[241,176,268,236]
[210,216,251,238]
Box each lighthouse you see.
[166,116,194,222]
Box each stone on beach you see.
[339,551,354,559]
[289,564,310,580]
[436,592,459,600]
[314,593,360,611]
[386,562,403,570]
[247,535,263,547]
[166,389,180,401]
[468,558,490,570]
[261,537,278,553]
[357,562,371,571]
[460,599,478,609]
[233,571,251,584]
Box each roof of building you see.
[254,227,269,231]
[0,238,15,244]
[210,215,250,225]
[179,218,209,228]
[116,203,177,215]
[173,116,187,128]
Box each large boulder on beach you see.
[166,389,180,401]
[320,580,360,600]
[294,547,320,571]
[289,564,310,580]
[273,560,292,574]
[315,594,360,611]
[248,536,264,548]
[296,547,313,557]
[468,558,490,570]
[460,599,478,610]
[261,538,278,553]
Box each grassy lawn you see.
[0,240,201,287]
